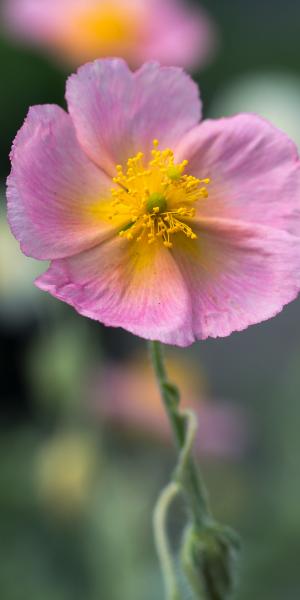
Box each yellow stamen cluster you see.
[109,140,210,249]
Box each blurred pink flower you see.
[3,0,217,70]
[7,59,300,346]
[90,355,248,460]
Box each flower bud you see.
[182,521,240,599]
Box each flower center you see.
[146,192,167,214]
[109,140,210,249]
[71,4,138,47]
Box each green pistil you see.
[167,165,182,181]
[146,193,167,214]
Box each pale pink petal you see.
[3,0,217,71]
[3,0,72,45]
[172,219,300,340]
[196,402,248,460]
[7,104,114,260]
[66,59,201,176]
[36,236,193,345]
[94,365,247,458]
[140,1,217,70]
[2,0,146,66]
[175,114,300,237]
[36,218,300,344]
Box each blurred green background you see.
[1,1,300,599]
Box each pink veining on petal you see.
[6,60,300,345]
[7,104,113,260]
[35,235,194,346]
[172,219,300,341]
[175,114,300,236]
[66,59,201,176]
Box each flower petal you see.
[3,0,71,46]
[140,1,217,70]
[3,0,217,71]
[36,236,193,346]
[172,218,300,340]
[175,114,300,237]
[7,104,114,260]
[66,58,201,176]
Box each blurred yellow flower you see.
[36,432,98,517]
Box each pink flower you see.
[2,0,217,71]
[89,355,248,460]
[7,59,300,346]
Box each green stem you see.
[153,481,182,600]
[149,341,239,600]
[149,341,211,531]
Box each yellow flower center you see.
[109,140,210,249]
[69,3,139,50]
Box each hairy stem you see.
[149,340,211,529]
[149,341,239,600]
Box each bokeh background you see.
[1,1,300,598]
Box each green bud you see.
[182,521,240,600]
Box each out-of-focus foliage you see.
[0,201,46,321]
[210,71,300,149]
[1,1,300,599]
